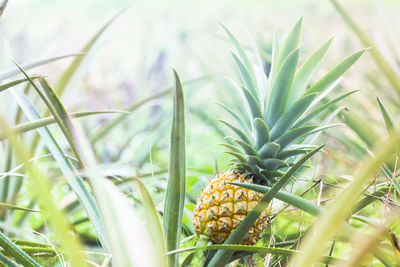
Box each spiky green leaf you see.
[287,38,333,105]
[275,17,303,69]
[258,142,280,158]
[217,103,251,136]
[266,49,299,127]
[275,125,318,149]
[219,120,252,145]
[233,139,258,156]
[377,97,395,133]
[253,118,270,149]
[270,93,317,140]
[305,49,366,95]
[293,90,358,128]
[231,53,258,100]
[261,158,287,170]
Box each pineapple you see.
[192,19,364,245]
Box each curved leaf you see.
[305,49,366,95]
[270,93,317,140]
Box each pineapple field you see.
[0,0,400,266]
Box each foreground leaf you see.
[70,121,164,267]
[11,87,108,251]
[0,120,87,266]
[163,71,186,267]
[289,127,400,266]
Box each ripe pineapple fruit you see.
[192,18,364,245]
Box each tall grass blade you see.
[0,231,39,267]
[90,75,211,143]
[10,88,108,251]
[306,49,365,95]
[132,177,167,266]
[168,244,342,265]
[0,76,39,93]
[341,110,378,147]
[164,70,186,267]
[0,253,18,267]
[287,38,333,106]
[0,119,87,267]
[0,54,83,81]
[70,124,163,267]
[0,110,125,141]
[377,97,395,133]
[54,9,127,96]
[329,0,400,97]
[289,127,400,266]
[0,0,9,19]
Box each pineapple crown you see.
[219,18,364,185]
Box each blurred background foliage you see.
[0,0,399,265]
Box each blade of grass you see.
[0,203,41,213]
[289,127,400,266]
[69,120,164,267]
[306,49,366,95]
[377,97,395,133]
[167,244,342,265]
[341,110,378,147]
[163,70,186,267]
[0,119,87,267]
[0,0,9,19]
[340,222,391,266]
[329,0,400,97]
[0,231,40,267]
[0,110,126,141]
[287,38,333,106]
[90,75,211,143]
[0,54,84,81]
[0,253,17,267]
[132,177,167,265]
[54,9,127,96]
[10,88,108,251]
[14,64,85,165]
[0,76,40,93]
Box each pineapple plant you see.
[192,19,365,246]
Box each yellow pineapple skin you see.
[192,169,269,245]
